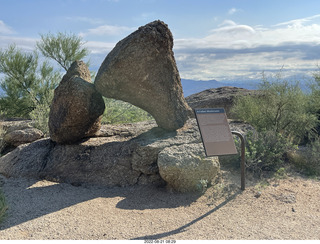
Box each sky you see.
[1,0,320,83]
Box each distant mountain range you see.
[0,77,310,98]
[181,79,259,97]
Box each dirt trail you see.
[0,167,320,240]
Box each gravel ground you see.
[0,168,320,240]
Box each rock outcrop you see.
[49,61,105,144]
[94,20,192,131]
[186,86,260,118]
[0,118,254,191]
[0,119,220,191]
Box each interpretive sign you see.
[194,108,238,156]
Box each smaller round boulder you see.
[49,61,105,144]
[157,143,220,192]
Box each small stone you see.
[254,191,262,198]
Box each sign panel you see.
[194,108,237,156]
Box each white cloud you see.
[0,20,15,35]
[274,14,320,27]
[228,8,240,15]
[0,35,37,51]
[173,16,320,81]
[80,24,135,37]
[84,40,116,54]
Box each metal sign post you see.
[194,108,246,190]
[231,131,246,191]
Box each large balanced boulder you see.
[158,143,220,192]
[49,61,105,144]
[94,20,192,131]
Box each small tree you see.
[0,45,60,118]
[36,32,89,71]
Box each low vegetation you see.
[102,98,153,124]
[232,70,320,177]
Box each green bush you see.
[245,130,294,176]
[307,138,320,175]
[290,138,320,176]
[232,72,317,144]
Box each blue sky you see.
[1,0,320,82]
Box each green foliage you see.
[0,45,60,119]
[290,138,320,176]
[102,98,153,124]
[304,138,320,176]
[308,69,320,135]
[245,130,294,176]
[37,32,89,71]
[232,72,318,144]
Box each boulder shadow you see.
[0,176,200,232]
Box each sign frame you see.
[194,108,238,157]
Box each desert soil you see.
[0,165,320,240]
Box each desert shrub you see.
[289,138,320,176]
[308,70,320,135]
[245,130,294,176]
[232,72,317,144]
[102,98,153,124]
[304,138,320,176]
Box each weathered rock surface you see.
[0,119,34,133]
[49,61,105,144]
[186,86,260,118]
[0,118,252,190]
[0,120,43,154]
[0,119,206,189]
[158,143,220,192]
[94,20,192,131]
